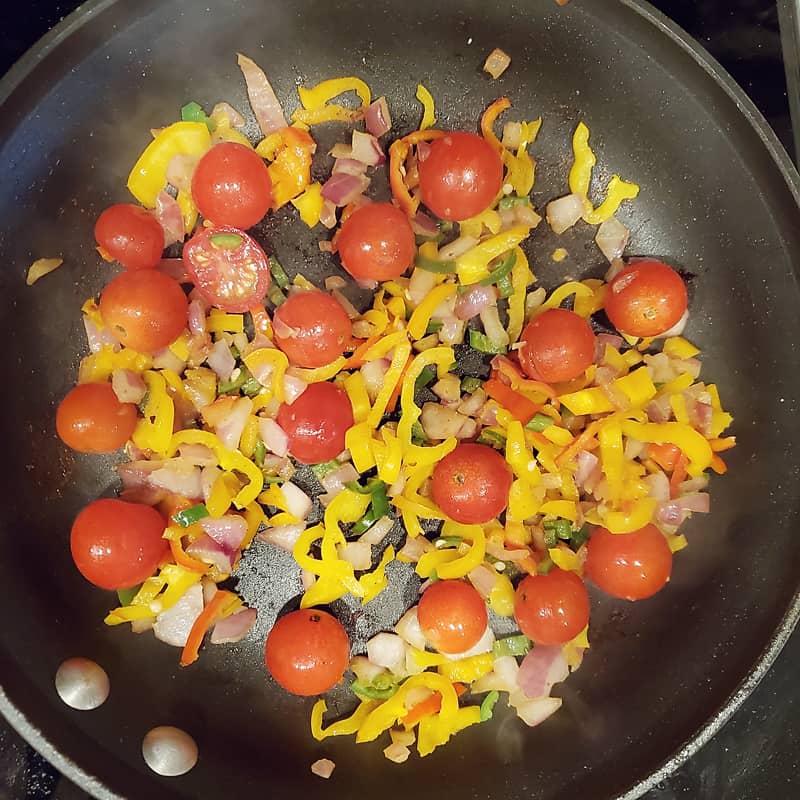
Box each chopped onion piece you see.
[510,694,562,727]
[468,564,500,598]
[259,523,306,551]
[186,534,233,573]
[367,632,407,676]
[154,190,184,246]
[281,482,313,520]
[439,235,480,261]
[443,625,495,660]
[595,216,630,262]
[311,759,336,779]
[206,340,236,381]
[398,535,434,563]
[658,308,690,339]
[210,607,257,644]
[333,157,368,177]
[321,172,371,207]
[365,96,392,137]
[111,369,146,404]
[359,516,394,546]
[200,515,248,554]
[350,655,387,683]
[26,257,63,286]
[153,584,204,647]
[211,101,246,128]
[455,284,497,320]
[517,645,569,698]
[546,194,585,235]
[351,130,385,166]
[421,402,468,440]
[338,541,372,571]
[237,53,286,136]
[472,655,519,694]
[502,121,522,150]
[483,48,511,79]
[165,153,197,191]
[148,460,203,499]
[177,443,218,467]
[259,418,289,457]
[383,743,410,764]
[394,607,427,651]
[282,374,308,406]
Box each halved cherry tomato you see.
[182,226,271,312]
[513,568,590,645]
[604,259,688,337]
[265,609,350,696]
[518,308,595,384]
[99,270,188,353]
[276,382,354,464]
[417,580,488,654]
[418,131,504,221]
[94,203,164,270]
[336,202,415,282]
[191,142,273,229]
[431,443,513,525]
[70,498,168,590]
[273,290,352,368]
[56,382,138,453]
[585,524,672,601]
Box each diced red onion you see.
[361,359,390,403]
[647,393,673,423]
[656,501,685,527]
[359,516,394,546]
[165,153,196,192]
[338,541,372,571]
[281,482,312,520]
[351,130,385,166]
[117,459,163,489]
[259,417,289,457]
[595,217,630,263]
[311,759,335,779]
[645,471,671,503]
[367,633,407,675]
[154,190,185,247]
[511,695,563,727]
[211,102,246,128]
[213,397,253,451]
[546,193,585,234]
[177,443,217,467]
[156,257,189,282]
[200,515,248,554]
[82,315,118,353]
[417,141,432,162]
[677,492,711,513]
[332,157,368,177]
[574,450,600,489]
[398,535,434,563]
[321,462,360,495]
[111,369,146,404]
[365,96,392,137]
[680,475,709,494]
[282,374,308,406]
[210,607,257,644]
[483,47,512,79]
[153,584,204,647]
[658,308,689,339]
[394,607,427,650]
[206,340,236,381]
[188,299,207,337]
[410,210,439,237]
[485,539,530,562]
[321,172,371,207]
[514,204,543,228]
[455,284,497,320]
[439,235,480,261]
[468,564,500,598]
[152,345,185,373]
[259,522,306,552]
[518,645,569,698]
[186,534,233,573]
[594,333,624,363]
[237,53,286,136]
[148,460,203,499]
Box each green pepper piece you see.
[268,256,291,290]
[526,413,554,432]
[172,503,210,528]
[469,329,508,355]
[492,635,532,658]
[480,690,500,722]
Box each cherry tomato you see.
[604,259,688,337]
[99,269,188,353]
[336,203,415,282]
[514,569,590,645]
[70,498,168,590]
[430,443,513,525]
[273,290,352,368]
[265,609,350,696]
[417,580,488,654]
[191,142,273,229]
[182,226,271,312]
[94,203,164,270]
[418,132,504,221]
[276,382,354,464]
[56,382,138,453]
[518,308,595,384]
[585,524,673,600]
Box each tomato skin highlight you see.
[56,382,138,453]
[431,443,513,524]
[585,524,673,600]
[70,498,169,590]
[518,308,595,384]
[94,203,164,270]
[277,382,354,464]
[273,290,353,368]
[418,131,504,221]
[265,609,350,696]
[417,580,488,654]
[604,259,688,337]
[337,203,415,282]
[99,270,188,353]
[182,226,271,312]
[191,142,273,229]
[514,569,590,645]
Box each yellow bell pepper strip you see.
[549,545,582,572]
[667,533,689,553]
[583,176,640,224]
[507,479,543,521]
[408,648,450,668]
[206,472,240,518]
[502,145,536,198]
[670,393,690,424]
[207,309,245,334]
[259,482,291,512]
[292,525,358,597]
[267,127,316,209]
[290,182,324,227]
[480,96,511,155]
[505,420,539,481]
[416,83,437,129]
[407,285,457,340]
[388,129,446,216]
[243,348,288,402]
[239,415,260,459]
[346,422,378,473]
[558,386,615,416]
[416,548,459,579]
[242,502,266,549]
[78,346,152,384]
[573,278,607,318]
[568,122,596,197]
[620,420,713,477]
[288,356,348,384]
[298,76,371,110]
[507,246,533,342]
[563,625,590,669]
[373,428,403,485]
[358,545,396,604]
[602,498,658,534]
[534,281,595,317]
[292,104,359,126]
[456,226,531,285]
[416,706,482,756]
[460,210,502,239]
[311,698,379,741]
[255,131,284,160]
[132,371,175,455]
[420,523,486,579]
[540,500,578,522]
[180,589,240,666]
[127,121,211,208]
[324,488,372,536]
[174,188,198,234]
[488,573,515,616]
[362,331,412,427]
[168,536,209,574]
[344,371,371,424]
[599,420,624,495]
[663,336,700,359]
[438,654,495,684]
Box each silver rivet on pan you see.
[142,726,198,776]
[54,657,110,710]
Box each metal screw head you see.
[54,658,110,711]
[142,726,199,777]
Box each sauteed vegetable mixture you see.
[52,54,734,766]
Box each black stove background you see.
[0,1,797,798]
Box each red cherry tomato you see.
[265,609,350,696]
[431,443,513,524]
[191,142,273,229]
[70,498,168,590]
[518,308,595,384]
[94,203,164,270]
[604,259,688,337]
[418,132,504,221]
[99,270,188,353]
[417,580,488,654]
[273,290,353,368]
[56,383,138,454]
[585,524,673,600]
[514,569,590,645]
[336,203,415,282]
[182,226,271,312]
[276,382,354,464]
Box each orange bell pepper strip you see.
[180,589,238,667]
[647,442,682,471]
[386,354,412,414]
[480,97,511,155]
[389,129,446,216]
[555,419,602,467]
[402,683,468,728]
[709,453,728,475]
[484,378,540,424]
[518,555,540,575]
[347,334,384,369]
[493,356,561,406]
[169,538,209,574]
[268,127,316,209]
[669,452,689,498]
[710,436,736,453]
[249,305,272,335]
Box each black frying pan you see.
[1,1,798,798]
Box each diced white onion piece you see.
[282,375,308,406]
[432,374,461,403]
[153,584,204,647]
[595,216,630,262]
[483,47,511,79]
[259,523,306,552]
[657,308,690,339]
[420,402,468,440]
[281,482,313,520]
[359,516,394,546]
[394,607,427,651]
[349,655,387,683]
[111,369,146,404]
[206,340,236,381]
[439,235,480,261]
[147,460,203,499]
[383,743,410,764]
[502,121,522,150]
[311,759,335,779]
[407,267,439,306]
[398,536,434,563]
[367,633,407,676]
[472,655,519,694]
[210,607,257,644]
[479,305,511,349]
[510,694,562,727]
[338,541,372,571]
[259,417,289,457]
[546,193,585,235]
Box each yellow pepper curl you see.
[416,83,437,130]
[311,698,379,741]
[416,522,486,579]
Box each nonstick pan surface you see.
[0,1,798,798]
